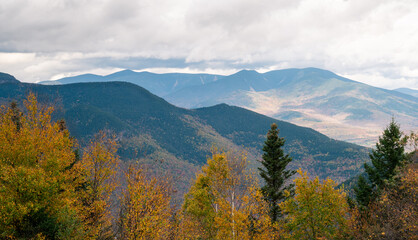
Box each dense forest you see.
[0,94,417,239]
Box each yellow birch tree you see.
[181,149,278,240]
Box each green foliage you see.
[182,168,217,239]
[353,175,373,208]
[356,119,407,207]
[366,119,406,186]
[259,123,295,222]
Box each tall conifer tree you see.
[355,119,406,207]
[259,123,295,223]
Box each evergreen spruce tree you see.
[353,175,373,208]
[258,123,295,223]
[355,119,406,207]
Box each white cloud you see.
[341,72,417,90]
[0,0,417,89]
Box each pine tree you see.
[355,119,406,207]
[353,175,373,208]
[259,123,295,223]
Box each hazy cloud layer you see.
[0,0,417,89]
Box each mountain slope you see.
[166,68,418,147]
[0,74,369,186]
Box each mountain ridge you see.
[39,70,224,97]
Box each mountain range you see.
[40,68,418,147]
[1,72,369,195]
[40,70,223,97]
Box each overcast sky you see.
[1,0,417,89]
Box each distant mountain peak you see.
[118,69,135,74]
[0,73,20,84]
[105,69,136,77]
[235,69,260,75]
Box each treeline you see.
[0,94,416,239]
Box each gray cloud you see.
[0,0,417,89]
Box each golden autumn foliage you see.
[77,131,120,239]
[280,169,351,240]
[181,149,278,240]
[118,164,173,240]
[0,94,83,239]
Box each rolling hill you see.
[1,73,370,194]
